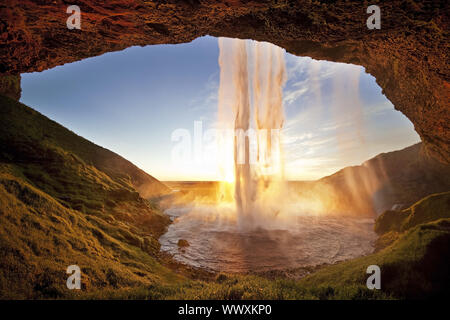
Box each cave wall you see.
[1,0,448,163]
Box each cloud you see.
[188,71,219,113]
[363,100,395,117]
[283,55,364,109]
[283,80,309,105]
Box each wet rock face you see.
[1,1,448,163]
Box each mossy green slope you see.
[0,171,183,299]
[0,95,170,199]
[0,95,179,298]
[375,191,450,234]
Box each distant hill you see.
[0,95,170,199]
[293,143,450,216]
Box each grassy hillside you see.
[0,94,172,236]
[0,170,182,299]
[0,95,178,298]
[0,95,170,199]
[375,191,450,234]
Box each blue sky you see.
[20,36,420,181]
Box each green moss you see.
[376,191,450,234]
[0,95,175,298]
[374,231,400,252]
[375,210,409,234]
[402,192,450,230]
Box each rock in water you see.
[177,239,190,247]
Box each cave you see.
[0,0,449,301]
[1,0,448,164]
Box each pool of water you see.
[159,205,376,273]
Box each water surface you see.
[159,206,376,273]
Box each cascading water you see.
[218,38,287,230]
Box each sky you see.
[20,36,420,181]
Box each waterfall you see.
[218,38,287,229]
